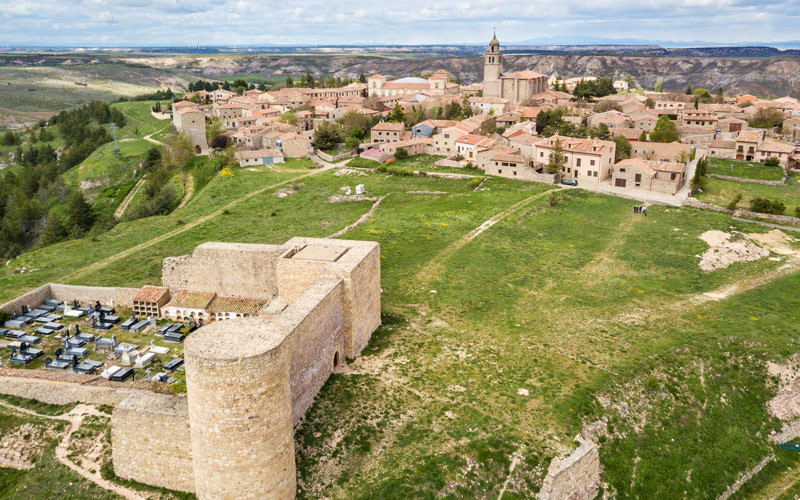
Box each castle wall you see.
[185,319,295,500]
[337,244,382,359]
[276,277,346,424]
[0,374,130,406]
[162,242,283,300]
[276,253,327,304]
[112,392,194,493]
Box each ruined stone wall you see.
[708,173,786,186]
[277,277,345,424]
[112,392,194,493]
[0,374,130,406]
[185,319,295,500]
[538,440,601,500]
[49,284,140,308]
[162,242,283,300]
[0,284,52,314]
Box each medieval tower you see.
[483,32,503,98]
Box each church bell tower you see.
[483,31,503,98]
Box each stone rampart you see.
[112,391,194,493]
[162,242,284,299]
[0,284,52,314]
[0,373,131,406]
[708,173,786,186]
[538,440,601,500]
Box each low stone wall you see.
[112,391,194,493]
[49,284,139,308]
[538,440,601,500]
[316,149,354,163]
[683,197,734,213]
[733,209,800,226]
[708,173,786,186]
[0,284,52,314]
[0,373,132,406]
[434,158,466,168]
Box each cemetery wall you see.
[0,374,131,406]
[112,391,195,493]
[162,242,284,300]
[0,284,51,314]
[185,318,295,500]
[538,440,601,500]
[278,277,345,424]
[49,284,139,308]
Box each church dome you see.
[490,32,500,47]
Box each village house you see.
[653,100,686,114]
[681,109,718,127]
[412,119,457,138]
[236,148,286,167]
[587,110,630,130]
[629,110,659,132]
[484,151,535,180]
[455,134,495,162]
[209,88,237,103]
[632,141,693,162]
[534,136,616,183]
[377,137,432,157]
[172,107,209,155]
[214,104,244,127]
[708,139,737,159]
[432,123,475,155]
[468,96,510,115]
[370,122,406,144]
[611,158,686,194]
[757,140,796,167]
[735,130,766,162]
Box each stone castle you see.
[0,237,381,499]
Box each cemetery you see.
[0,235,382,498]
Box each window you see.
[576,158,582,167]
[635,173,642,182]
[619,168,626,172]
[590,159,596,166]
[498,169,503,174]
[513,171,517,176]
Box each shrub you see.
[394,148,409,160]
[467,177,483,189]
[795,206,800,218]
[749,197,786,215]
[726,193,742,210]
[764,157,780,167]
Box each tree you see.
[639,130,648,142]
[166,132,194,169]
[395,148,409,160]
[206,116,224,144]
[311,122,343,151]
[594,101,622,113]
[645,97,655,109]
[750,197,786,215]
[545,139,567,174]
[654,77,664,93]
[285,76,294,88]
[690,158,708,193]
[66,190,95,234]
[325,75,336,88]
[650,115,679,143]
[613,136,632,162]
[387,103,406,123]
[42,214,68,245]
[144,146,162,170]
[592,123,611,141]
[624,73,635,89]
[685,85,693,95]
[359,73,367,83]
[210,135,229,149]
[764,156,780,167]
[749,108,784,129]
[279,112,299,126]
[715,86,724,103]
[1,131,18,146]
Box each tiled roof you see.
[709,139,736,149]
[133,286,169,303]
[737,130,764,143]
[491,152,526,163]
[456,134,493,146]
[165,290,215,309]
[616,158,686,174]
[757,140,796,153]
[372,121,405,131]
[237,148,284,159]
[502,70,546,79]
[207,296,267,315]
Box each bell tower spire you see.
[483,31,503,98]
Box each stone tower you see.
[483,31,503,98]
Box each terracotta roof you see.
[758,140,796,153]
[133,286,169,303]
[165,290,215,309]
[456,134,494,147]
[173,100,198,109]
[491,152,526,163]
[175,107,204,115]
[737,130,764,143]
[535,135,613,155]
[709,139,736,149]
[368,74,387,79]
[616,158,685,174]
[372,121,405,132]
[207,296,267,315]
[237,148,284,159]
[502,70,546,79]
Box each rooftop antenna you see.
[112,123,120,157]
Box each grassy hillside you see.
[2,162,800,497]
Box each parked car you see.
[561,178,578,186]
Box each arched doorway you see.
[333,351,340,368]
[195,145,201,154]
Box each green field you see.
[696,175,800,214]
[708,158,785,181]
[2,159,800,498]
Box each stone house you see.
[277,133,311,159]
[213,104,244,127]
[468,96,510,115]
[172,108,209,155]
[757,140,796,167]
[587,110,630,130]
[412,119,457,138]
[708,139,736,159]
[377,137,432,157]
[534,135,616,183]
[681,109,718,127]
[209,88,237,103]
[236,148,285,167]
[631,141,692,162]
[653,101,686,114]
[455,134,495,162]
[611,158,686,194]
[629,110,659,132]
[484,151,533,179]
[735,130,766,161]
[370,122,405,144]
[432,123,473,156]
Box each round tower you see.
[185,318,295,500]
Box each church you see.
[482,33,548,104]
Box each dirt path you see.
[175,174,194,210]
[0,400,144,500]
[744,460,800,499]
[413,188,558,290]
[60,162,338,284]
[143,127,167,147]
[114,176,146,220]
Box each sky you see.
[1,0,799,47]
